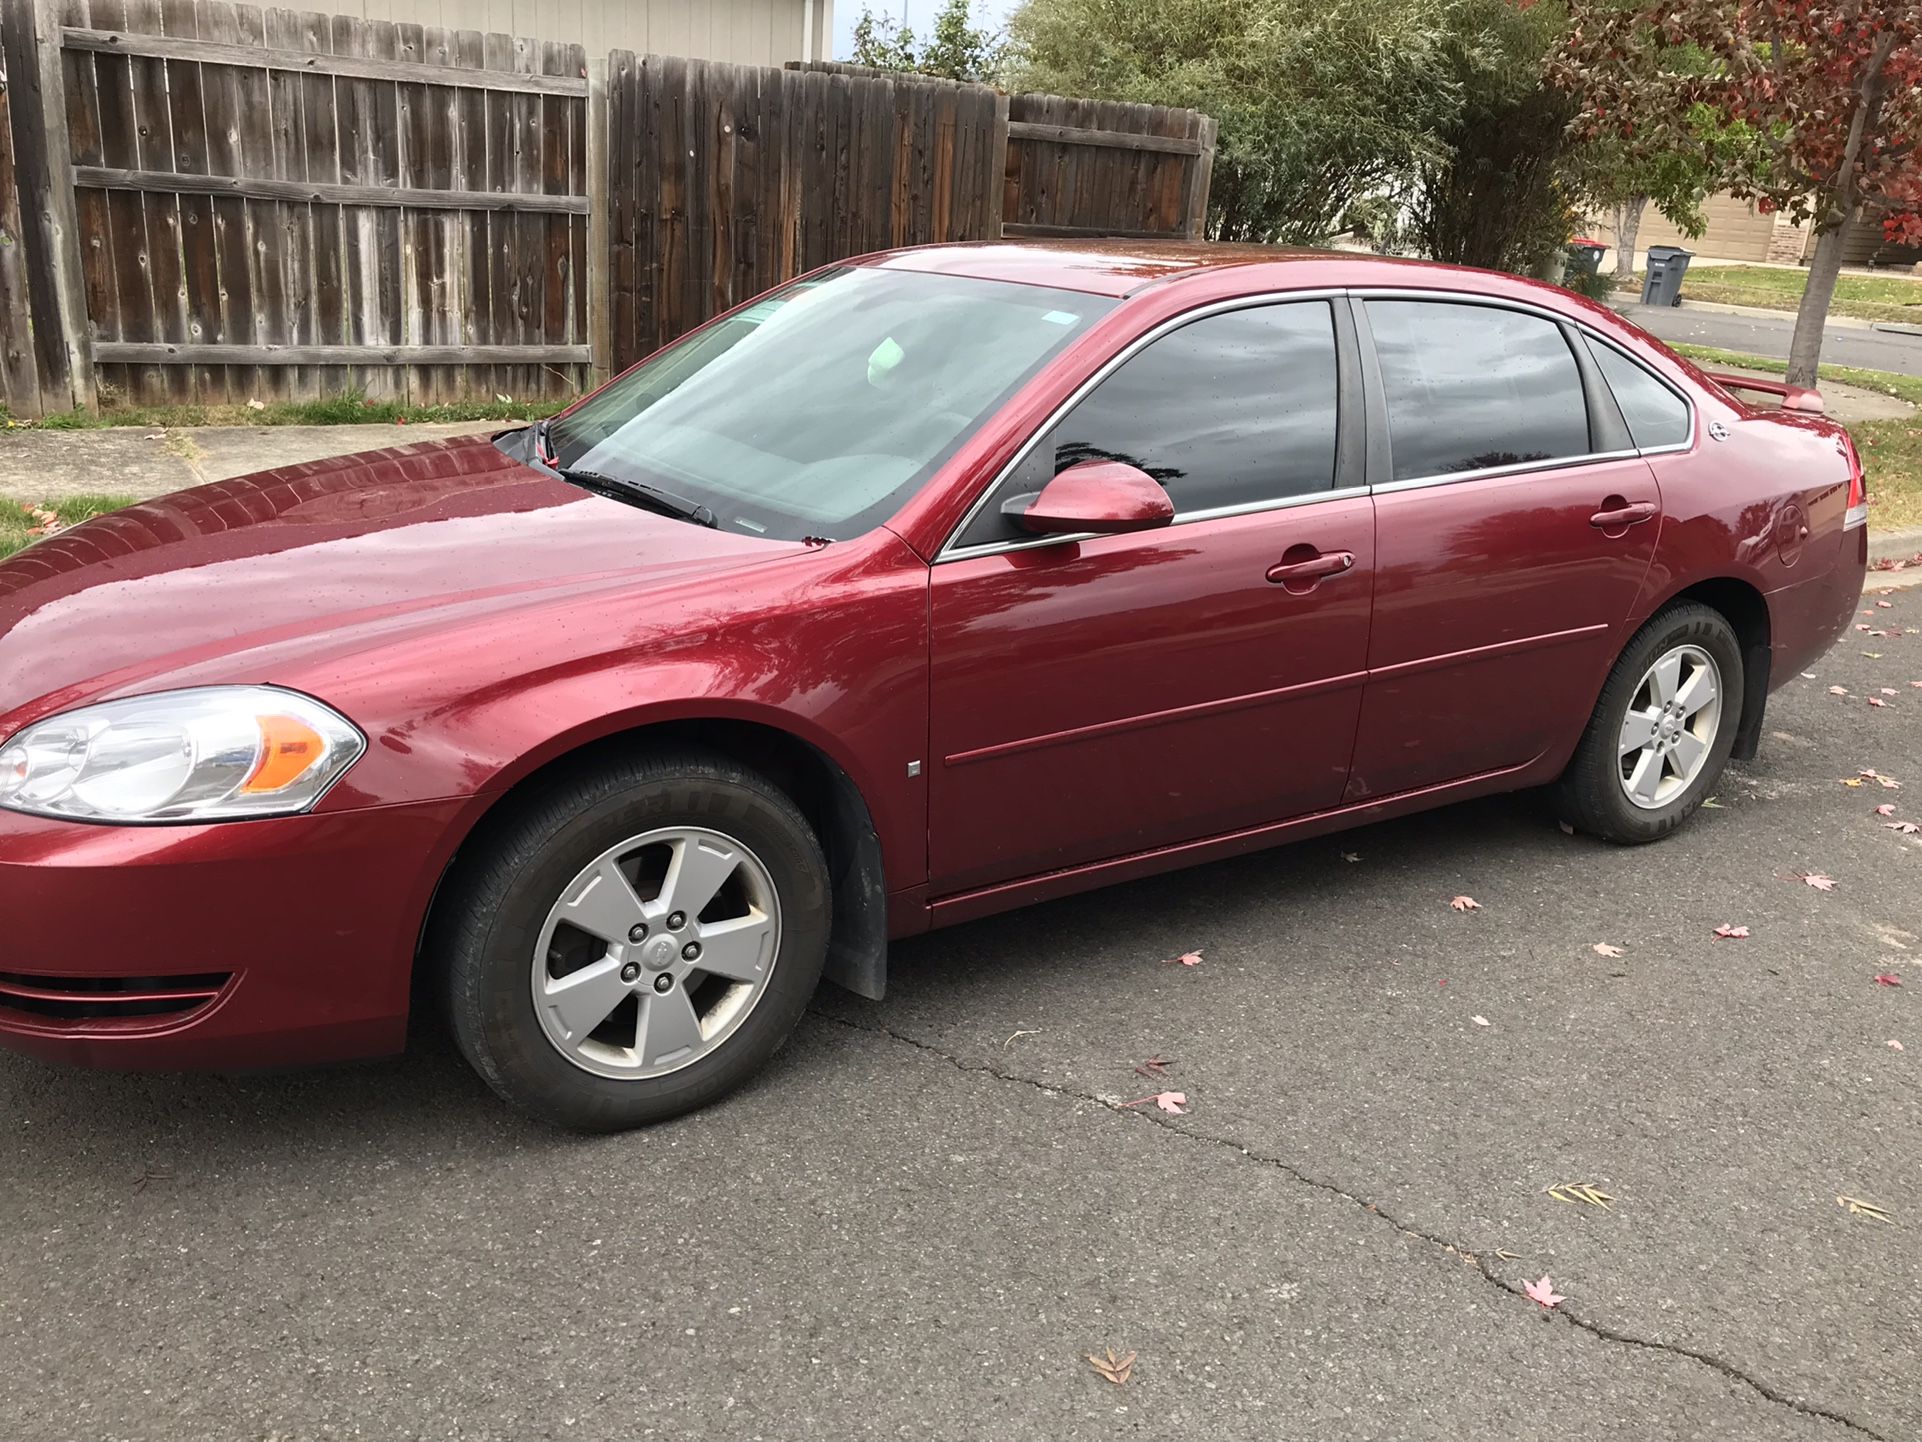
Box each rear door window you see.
[1365,300,1592,481]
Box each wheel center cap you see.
[640,935,679,972]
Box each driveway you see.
[1,589,1917,1441]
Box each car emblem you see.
[1707,420,1730,442]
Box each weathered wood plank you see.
[70,164,590,212]
[1004,119,1204,157]
[96,340,589,363]
[62,24,588,94]
[1000,221,1186,241]
[585,52,610,383]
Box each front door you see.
[927,299,1375,895]
[1346,297,1663,800]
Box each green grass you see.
[0,494,139,562]
[26,395,563,431]
[1624,264,1922,323]
[1672,343,1922,529]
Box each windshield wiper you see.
[556,467,717,528]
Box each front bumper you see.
[0,797,466,1070]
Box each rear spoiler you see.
[1704,370,1826,414]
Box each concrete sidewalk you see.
[0,419,506,504]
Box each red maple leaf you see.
[1523,1275,1566,1309]
[1874,973,1903,987]
[1713,924,1750,940]
[1124,1090,1188,1115]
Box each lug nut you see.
[667,911,687,930]
[681,941,702,962]
[653,973,674,993]
[627,923,648,943]
[620,961,641,983]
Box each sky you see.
[831,0,1021,61]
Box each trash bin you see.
[1641,244,1694,306]
[1563,238,1608,285]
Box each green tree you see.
[851,0,1007,84]
[1009,0,1474,245]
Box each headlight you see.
[0,686,365,823]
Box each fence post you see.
[1185,114,1217,242]
[987,89,1009,239]
[585,52,612,388]
[1,0,91,412]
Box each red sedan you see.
[0,243,1867,1128]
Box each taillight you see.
[1844,433,1869,530]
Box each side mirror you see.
[1008,460,1175,536]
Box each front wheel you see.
[1555,602,1744,844]
[435,750,831,1131]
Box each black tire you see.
[433,748,831,1131]
[1555,602,1745,844]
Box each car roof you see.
[865,238,1529,301]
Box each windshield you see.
[543,266,1114,541]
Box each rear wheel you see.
[1555,602,1744,844]
[436,750,830,1130]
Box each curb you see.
[1870,523,1922,563]
[1611,296,1883,329]
[1866,567,1922,592]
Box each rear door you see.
[1345,296,1664,801]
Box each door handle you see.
[1266,549,1356,585]
[1589,501,1658,529]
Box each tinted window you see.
[957,301,1339,547]
[1367,300,1590,481]
[1592,342,1690,448]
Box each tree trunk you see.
[1614,197,1646,279]
[1787,222,1849,389]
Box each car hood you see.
[0,436,791,727]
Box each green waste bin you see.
[1563,238,1608,285]
[1641,245,1694,306]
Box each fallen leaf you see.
[1547,1182,1614,1208]
[1002,1028,1041,1049]
[1086,1348,1136,1385]
[1340,850,1360,862]
[1856,624,1872,632]
[1523,1275,1566,1309]
[1837,1195,1893,1222]
[1889,820,1922,835]
[1471,1014,1491,1027]
[1863,651,1884,659]
[1123,1090,1188,1115]
[1700,796,1723,808]
[1161,949,1203,967]
[1133,1055,1172,1078]
[1911,681,1922,689]
[1891,1040,1905,1051]
[1877,804,1897,817]
[1558,819,1577,834]
[1494,1248,1522,1261]
[1799,873,1837,891]
[245,398,265,411]
[1869,697,1889,708]
[1830,686,1850,696]
[1878,600,1894,608]
[1874,973,1903,987]
[1592,943,1625,958]
[1713,924,1750,940]
[1885,688,1902,697]
[1863,770,1902,789]
[1450,895,1481,912]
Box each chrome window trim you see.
[935,289,1349,563]
[1369,448,1644,496]
[936,284,1701,563]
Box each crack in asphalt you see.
[817,1009,1888,1442]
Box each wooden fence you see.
[0,0,1215,417]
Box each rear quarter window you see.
[1591,342,1691,449]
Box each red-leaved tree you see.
[1554,0,1922,386]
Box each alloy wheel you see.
[530,826,782,1080]
[1617,643,1722,810]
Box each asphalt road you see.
[1623,300,1922,377]
[4,593,1920,1442]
